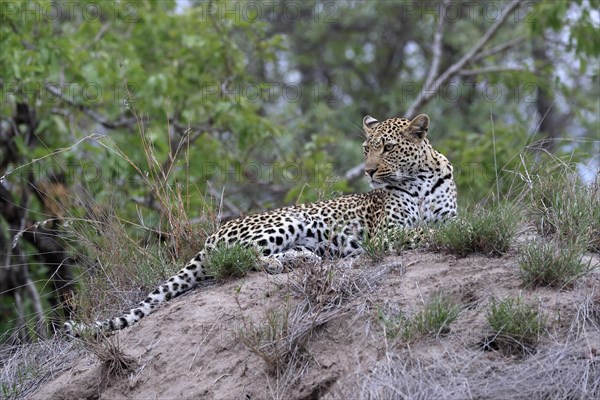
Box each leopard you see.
[64,113,457,336]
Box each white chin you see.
[369,180,385,189]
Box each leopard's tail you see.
[64,251,209,337]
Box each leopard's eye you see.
[383,143,395,152]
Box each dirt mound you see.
[28,250,600,399]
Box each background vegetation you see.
[0,0,598,342]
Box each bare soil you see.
[25,249,600,400]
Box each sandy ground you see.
[28,249,600,400]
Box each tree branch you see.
[405,0,523,117]
[471,37,526,63]
[0,182,76,330]
[344,161,366,182]
[45,84,136,129]
[459,66,529,76]
[424,0,450,90]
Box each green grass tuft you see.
[380,294,461,342]
[362,227,422,261]
[529,167,599,253]
[206,244,258,279]
[485,296,546,355]
[361,231,389,262]
[519,241,593,289]
[430,205,519,257]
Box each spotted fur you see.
[64,114,457,336]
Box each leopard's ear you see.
[363,115,379,136]
[406,114,429,141]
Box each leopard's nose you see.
[365,167,378,178]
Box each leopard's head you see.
[362,114,431,188]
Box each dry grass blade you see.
[286,260,393,310]
[0,337,80,400]
[570,289,600,341]
[238,260,391,389]
[84,335,136,383]
[336,341,600,400]
[236,300,313,380]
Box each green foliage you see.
[486,296,546,355]
[0,0,281,338]
[441,124,533,206]
[1,0,597,209]
[533,1,600,57]
[283,139,351,204]
[380,295,460,342]
[206,244,258,280]
[1,0,283,200]
[519,241,593,289]
[430,205,519,257]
